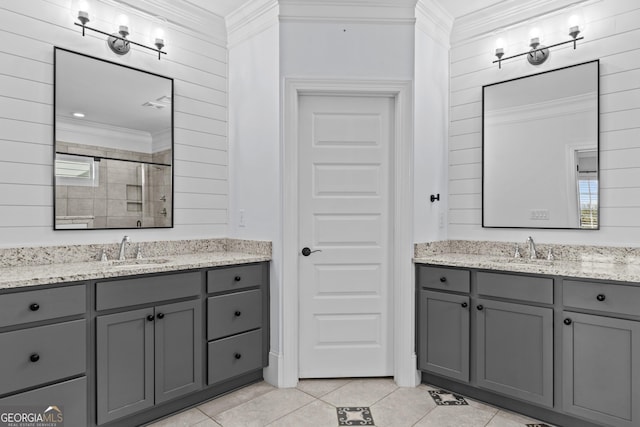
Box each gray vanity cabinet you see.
[476,299,553,407]
[206,263,269,385]
[95,272,202,425]
[562,312,640,427]
[0,284,88,426]
[561,278,640,427]
[96,308,154,424]
[475,272,554,408]
[418,290,470,382]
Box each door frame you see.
[281,78,416,387]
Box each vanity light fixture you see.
[493,22,583,68]
[74,7,167,60]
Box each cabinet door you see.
[418,290,469,382]
[96,308,154,425]
[155,299,203,404]
[562,312,640,427]
[476,299,553,407]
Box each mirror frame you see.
[53,47,174,230]
[482,60,600,230]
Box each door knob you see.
[301,247,322,256]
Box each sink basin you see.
[488,257,555,266]
[106,258,172,267]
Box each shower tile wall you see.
[55,143,172,228]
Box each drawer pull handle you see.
[234,353,242,360]
[157,313,165,319]
[461,302,468,308]
[29,303,40,311]
[147,315,155,321]
[234,276,242,282]
[439,277,447,283]
[477,305,483,311]
[596,294,606,302]
[234,311,242,317]
[564,318,572,325]
[30,353,40,363]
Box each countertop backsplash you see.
[415,240,640,265]
[0,238,271,268]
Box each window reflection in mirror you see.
[482,60,599,229]
[53,47,173,230]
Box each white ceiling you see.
[182,0,508,20]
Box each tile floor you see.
[146,378,554,427]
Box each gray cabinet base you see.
[422,372,601,427]
[99,370,263,427]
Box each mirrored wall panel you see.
[482,60,599,229]
[54,47,173,229]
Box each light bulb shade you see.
[77,0,90,13]
[529,27,542,42]
[77,10,90,25]
[495,38,506,50]
[116,14,129,27]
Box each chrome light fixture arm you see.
[74,22,167,60]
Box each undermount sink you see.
[497,257,555,265]
[106,258,172,267]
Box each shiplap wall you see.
[448,0,640,246]
[0,0,228,247]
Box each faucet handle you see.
[136,244,143,260]
[98,249,108,262]
[514,244,521,258]
[547,248,554,261]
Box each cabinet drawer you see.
[0,285,86,328]
[207,264,263,294]
[477,272,553,304]
[417,266,470,293]
[208,329,262,385]
[96,271,200,310]
[563,280,640,316]
[0,319,86,395]
[0,377,87,426]
[208,290,262,340]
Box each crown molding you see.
[451,0,589,46]
[226,0,279,48]
[110,0,227,44]
[415,0,453,48]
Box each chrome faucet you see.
[526,236,536,259]
[118,235,130,261]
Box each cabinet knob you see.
[157,313,165,319]
[234,353,242,360]
[596,294,606,302]
[477,305,484,311]
[234,311,242,317]
[234,276,242,282]
[461,302,468,308]
[29,303,40,311]
[147,314,155,321]
[30,353,40,363]
[439,277,447,283]
[564,318,572,325]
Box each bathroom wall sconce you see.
[493,23,583,68]
[74,7,167,60]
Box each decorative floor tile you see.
[336,407,375,426]
[428,389,469,406]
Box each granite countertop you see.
[414,253,640,284]
[0,252,271,290]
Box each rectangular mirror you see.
[482,60,599,229]
[54,47,173,229]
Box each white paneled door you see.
[298,94,394,378]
